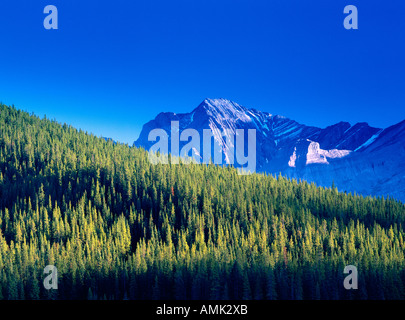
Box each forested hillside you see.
[0,103,405,300]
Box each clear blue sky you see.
[0,0,404,144]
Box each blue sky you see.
[0,0,404,144]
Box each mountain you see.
[2,102,405,301]
[134,98,405,202]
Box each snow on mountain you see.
[134,98,405,202]
[305,140,352,165]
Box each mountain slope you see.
[1,102,405,300]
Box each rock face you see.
[134,98,405,203]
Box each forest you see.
[0,103,404,300]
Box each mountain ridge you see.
[134,98,405,202]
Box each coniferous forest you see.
[0,103,405,300]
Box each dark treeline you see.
[0,103,404,300]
